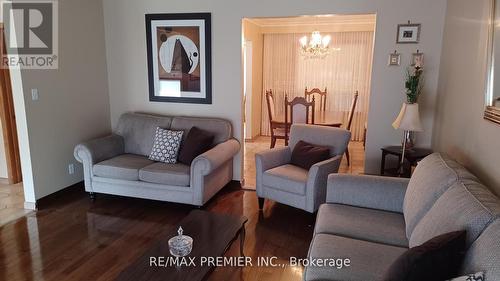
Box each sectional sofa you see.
[305,153,500,280]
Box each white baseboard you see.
[24,201,37,210]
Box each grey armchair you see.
[255,124,351,213]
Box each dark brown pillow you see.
[290,140,330,170]
[380,231,466,281]
[178,127,214,165]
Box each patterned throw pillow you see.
[149,127,184,163]
[448,272,485,281]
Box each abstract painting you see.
[146,13,211,104]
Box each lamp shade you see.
[392,103,423,131]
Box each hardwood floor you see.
[0,183,314,281]
[244,136,365,188]
[0,179,31,226]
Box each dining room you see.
[242,14,376,188]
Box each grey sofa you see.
[256,124,351,213]
[74,113,240,206]
[305,153,500,281]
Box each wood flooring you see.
[0,183,315,281]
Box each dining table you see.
[274,110,343,127]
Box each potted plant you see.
[405,65,424,104]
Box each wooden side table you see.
[380,146,433,178]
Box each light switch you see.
[31,88,39,101]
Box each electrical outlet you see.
[68,163,75,175]
[31,89,39,101]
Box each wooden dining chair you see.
[305,87,327,112]
[344,91,359,166]
[284,95,315,145]
[266,90,286,148]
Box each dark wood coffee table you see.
[117,210,247,281]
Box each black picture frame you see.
[146,13,212,104]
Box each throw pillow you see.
[178,126,215,165]
[149,127,184,164]
[447,272,485,281]
[290,140,330,170]
[381,231,467,281]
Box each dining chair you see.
[305,87,327,112]
[284,95,315,145]
[265,90,286,148]
[344,91,359,166]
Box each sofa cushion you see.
[263,164,308,195]
[404,153,479,238]
[178,127,214,165]
[139,162,190,186]
[148,128,183,164]
[304,233,407,281]
[381,231,466,281]
[115,113,173,156]
[409,181,500,248]
[93,154,154,181]
[170,116,231,145]
[289,124,351,157]
[291,140,330,170]
[460,220,500,280]
[315,204,408,247]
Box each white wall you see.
[18,0,111,200]
[433,0,500,195]
[102,0,447,178]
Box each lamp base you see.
[402,131,415,150]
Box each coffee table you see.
[117,210,248,281]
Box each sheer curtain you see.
[261,31,374,141]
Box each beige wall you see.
[433,0,500,194]
[102,0,447,179]
[242,20,263,139]
[18,0,111,199]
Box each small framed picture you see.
[412,52,424,67]
[388,52,401,66]
[397,23,421,44]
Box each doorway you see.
[241,14,376,189]
[0,24,27,225]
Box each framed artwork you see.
[146,13,212,104]
[388,51,401,66]
[396,23,421,44]
[412,51,424,67]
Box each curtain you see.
[261,31,374,141]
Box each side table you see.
[380,146,433,178]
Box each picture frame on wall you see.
[412,51,424,67]
[146,13,212,104]
[396,23,421,44]
[388,51,401,66]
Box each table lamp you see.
[392,103,423,176]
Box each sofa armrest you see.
[255,147,292,172]
[255,146,292,196]
[74,134,124,165]
[191,138,240,176]
[305,155,343,212]
[326,174,410,213]
[74,134,124,190]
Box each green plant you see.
[405,65,424,104]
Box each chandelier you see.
[299,31,338,59]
